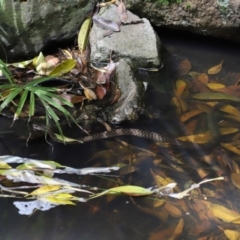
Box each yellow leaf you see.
[224,229,240,240]
[207,82,225,89]
[171,96,188,114]
[203,201,240,222]
[54,133,83,143]
[231,173,240,190]
[8,59,33,68]
[175,79,187,96]
[44,196,76,205]
[0,161,11,169]
[78,17,92,53]
[207,60,223,74]
[49,59,76,76]
[180,109,203,122]
[178,128,238,143]
[84,88,97,100]
[32,52,45,68]
[27,185,61,196]
[221,143,240,155]
[89,185,153,200]
[169,218,184,240]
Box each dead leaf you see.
[224,229,240,240]
[164,202,182,218]
[231,173,240,189]
[180,110,203,122]
[169,218,184,240]
[96,85,107,100]
[198,73,209,85]
[117,0,128,22]
[84,88,97,100]
[207,60,223,75]
[178,59,191,76]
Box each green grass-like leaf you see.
[0,58,82,143]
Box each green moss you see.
[155,0,182,5]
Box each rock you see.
[125,0,240,43]
[105,59,145,124]
[0,0,96,60]
[90,4,162,68]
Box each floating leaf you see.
[78,17,92,53]
[207,60,223,74]
[0,161,11,169]
[43,196,76,205]
[54,133,83,143]
[192,92,240,102]
[89,185,153,200]
[49,59,76,76]
[27,185,61,196]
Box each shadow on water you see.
[1,29,240,239]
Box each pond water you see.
[1,29,240,240]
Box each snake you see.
[32,101,233,150]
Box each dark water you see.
[1,30,240,240]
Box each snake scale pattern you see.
[49,128,214,149]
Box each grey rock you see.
[90,4,162,68]
[0,0,96,60]
[125,0,240,43]
[106,58,144,124]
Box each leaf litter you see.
[1,1,240,239]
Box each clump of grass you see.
[155,0,182,5]
[0,59,81,143]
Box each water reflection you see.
[1,30,240,239]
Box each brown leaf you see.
[231,173,240,189]
[197,73,209,85]
[207,60,223,75]
[178,59,191,76]
[96,85,107,100]
[164,202,182,218]
[215,85,240,97]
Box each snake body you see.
[32,102,229,150]
[33,125,215,149]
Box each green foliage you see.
[0,59,81,143]
[155,0,182,5]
